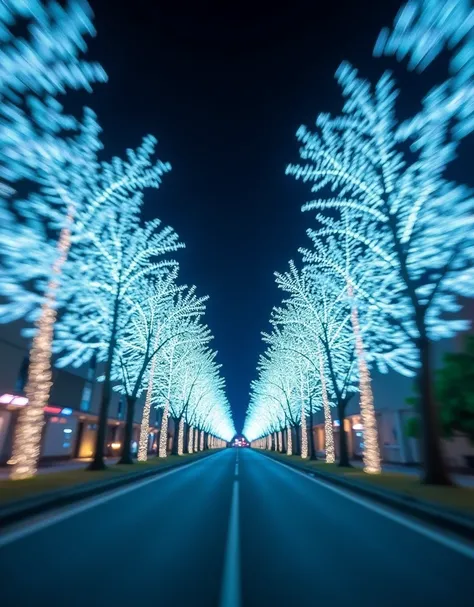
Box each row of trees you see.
[0,1,234,479]
[244,0,473,485]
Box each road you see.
[0,449,473,606]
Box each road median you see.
[0,450,219,528]
[261,450,474,541]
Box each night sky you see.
[86,1,416,431]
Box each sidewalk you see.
[0,457,119,479]
[350,459,474,488]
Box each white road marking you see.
[268,455,474,560]
[0,453,220,549]
[219,473,241,607]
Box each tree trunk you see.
[337,401,351,468]
[300,403,308,459]
[194,428,199,452]
[158,401,169,458]
[138,353,158,462]
[177,417,185,455]
[199,430,204,451]
[293,424,301,456]
[418,334,452,485]
[171,417,180,455]
[349,285,381,474]
[187,426,194,453]
[89,292,120,471]
[308,411,317,460]
[286,425,293,455]
[118,395,136,465]
[10,215,73,480]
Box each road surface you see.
[0,449,473,606]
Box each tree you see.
[0,0,107,183]
[110,274,208,464]
[274,262,358,466]
[53,193,181,470]
[137,320,211,461]
[374,0,474,140]
[168,347,219,455]
[287,62,473,483]
[436,336,474,443]
[408,336,474,445]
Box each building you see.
[0,320,162,465]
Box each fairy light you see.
[349,284,381,474]
[199,430,204,451]
[159,400,169,458]
[319,349,335,464]
[177,417,185,455]
[301,401,308,459]
[194,427,199,452]
[286,425,293,455]
[188,426,194,453]
[278,430,282,452]
[10,211,73,480]
[138,354,159,461]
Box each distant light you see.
[353,423,364,430]
[63,429,73,434]
[111,442,121,449]
[12,396,29,406]
[0,393,15,404]
[333,420,340,427]
[61,408,73,416]
[44,406,62,415]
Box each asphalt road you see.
[0,449,473,606]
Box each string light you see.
[138,352,159,461]
[199,430,204,451]
[301,401,308,459]
[177,417,185,456]
[159,400,169,458]
[188,426,194,453]
[349,285,381,474]
[286,425,293,455]
[319,349,335,464]
[10,210,73,480]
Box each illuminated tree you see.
[137,320,210,461]
[287,62,474,483]
[273,262,358,466]
[374,0,474,139]
[264,323,335,462]
[111,277,208,464]
[0,0,107,183]
[53,193,181,470]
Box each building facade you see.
[0,320,162,465]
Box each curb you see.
[0,451,217,529]
[261,451,474,541]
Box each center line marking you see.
[219,477,241,607]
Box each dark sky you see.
[86,1,407,431]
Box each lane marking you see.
[0,451,226,549]
[219,476,241,607]
[267,455,474,560]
